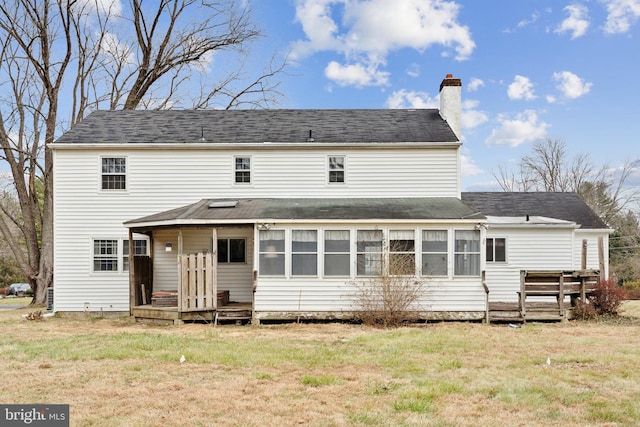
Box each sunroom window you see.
[422,230,448,276]
[454,230,481,276]
[291,230,318,276]
[389,230,415,275]
[259,230,285,275]
[324,230,350,276]
[356,230,383,276]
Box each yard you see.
[1,304,640,426]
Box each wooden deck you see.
[489,301,573,322]
[132,302,252,325]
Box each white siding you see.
[53,146,460,312]
[484,227,575,302]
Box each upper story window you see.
[234,156,251,184]
[486,238,506,263]
[328,155,345,184]
[101,157,126,190]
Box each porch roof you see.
[124,197,484,228]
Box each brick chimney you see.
[439,74,462,141]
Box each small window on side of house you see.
[217,238,246,263]
[123,239,149,271]
[486,238,506,262]
[328,155,345,184]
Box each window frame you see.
[356,229,383,277]
[100,157,127,191]
[389,230,416,276]
[486,237,506,263]
[323,229,351,277]
[234,155,252,184]
[328,155,345,184]
[217,238,247,264]
[421,229,449,277]
[258,229,285,276]
[123,239,149,272]
[92,239,119,272]
[291,229,318,276]
[454,230,481,276]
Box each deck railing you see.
[178,253,217,312]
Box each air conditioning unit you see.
[46,287,54,311]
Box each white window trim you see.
[486,237,507,263]
[91,236,149,274]
[233,155,252,185]
[99,156,128,192]
[327,155,346,185]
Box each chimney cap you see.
[440,74,462,92]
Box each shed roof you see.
[53,109,458,145]
[461,192,609,230]
[125,197,483,228]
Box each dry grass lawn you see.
[1,303,640,426]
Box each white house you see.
[50,75,610,323]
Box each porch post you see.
[212,228,218,309]
[128,228,135,313]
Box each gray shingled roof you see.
[461,192,609,229]
[125,197,482,227]
[53,109,458,145]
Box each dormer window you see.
[328,155,345,184]
[234,156,251,184]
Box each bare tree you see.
[494,137,640,224]
[0,0,285,304]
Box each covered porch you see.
[126,205,257,324]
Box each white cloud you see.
[73,0,122,16]
[406,63,420,78]
[485,110,549,147]
[292,0,475,87]
[461,152,483,176]
[555,4,590,38]
[553,71,592,99]
[467,77,484,92]
[602,0,640,34]
[507,75,536,101]
[325,60,390,87]
[461,99,488,130]
[385,89,438,109]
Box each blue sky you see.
[249,0,640,191]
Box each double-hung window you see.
[324,230,350,276]
[486,238,506,262]
[93,239,118,272]
[259,230,285,275]
[356,230,383,276]
[123,239,148,271]
[389,230,415,275]
[454,230,481,276]
[422,230,448,276]
[101,157,126,190]
[291,230,317,276]
[234,156,251,184]
[328,155,345,183]
[218,238,246,263]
